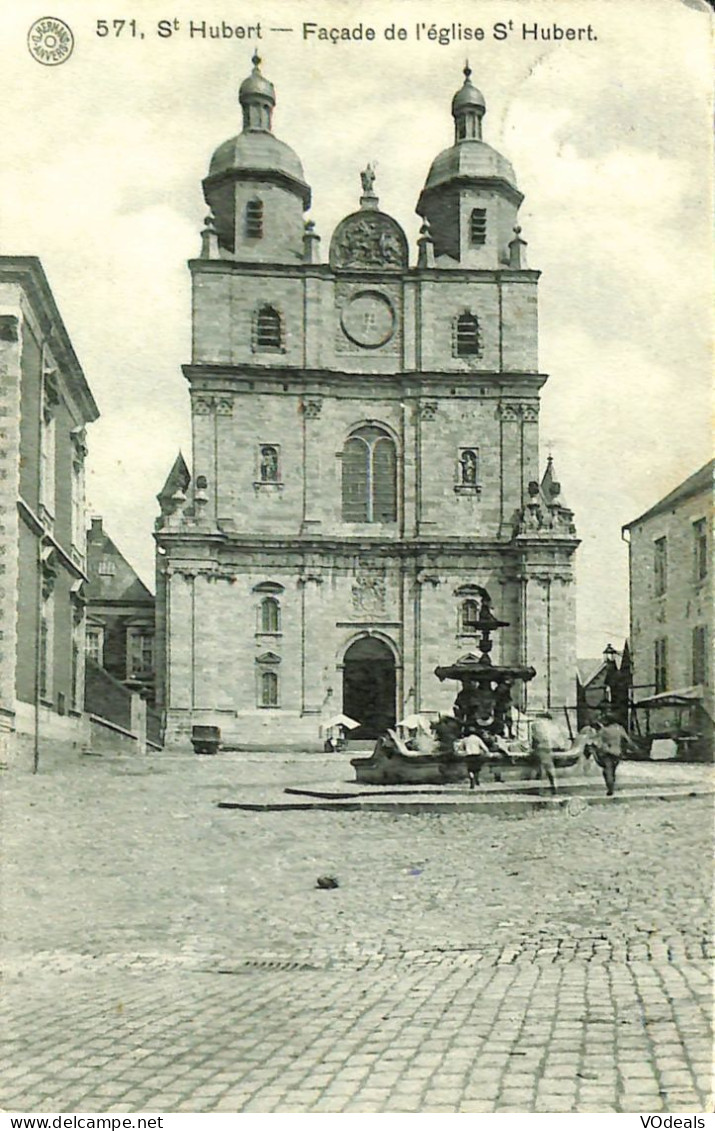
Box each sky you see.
[2,0,712,657]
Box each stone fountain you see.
[434,588,536,743]
[351,588,536,784]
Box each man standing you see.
[588,717,639,796]
[458,727,492,790]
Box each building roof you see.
[576,658,606,687]
[208,131,307,188]
[420,140,518,198]
[157,451,191,504]
[85,517,154,606]
[622,459,714,531]
[0,256,99,423]
[635,685,703,708]
[451,66,486,114]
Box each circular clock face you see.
[341,290,395,349]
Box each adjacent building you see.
[155,60,579,749]
[623,460,713,731]
[85,517,156,704]
[576,643,631,730]
[0,257,99,765]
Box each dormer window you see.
[245,199,264,239]
[470,209,487,245]
[454,312,482,358]
[254,305,283,352]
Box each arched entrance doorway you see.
[342,637,397,740]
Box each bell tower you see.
[202,54,311,262]
[416,65,523,269]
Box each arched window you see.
[254,305,283,351]
[342,426,397,524]
[470,208,487,245]
[461,599,479,634]
[261,670,278,707]
[261,597,280,634]
[454,312,482,358]
[245,198,263,239]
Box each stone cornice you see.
[153,530,578,561]
[417,175,525,212]
[183,363,547,394]
[188,258,540,284]
[202,166,311,209]
[0,257,100,423]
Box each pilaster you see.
[298,570,325,715]
[301,396,323,532]
[0,313,20,729]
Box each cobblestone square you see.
[1,751,713,1113]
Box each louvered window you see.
[470,208,487,245]
[455,313,481,357]
[245,199,263,238]
[255,306,282,350]
[341,426,397,524]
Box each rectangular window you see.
[693,518,708,582]
[261,670,279,707]
[71,641,80,711]
[692,626,707,686]
[86,626,103,666]
[128,631,154,677]
[71,460,85,553]
[40,413,56,519]
[39,592,54,701]
[654,537,667,597]
[654,638,668,694]
[98,559,115,576]
[39,617,49,700]
[461,600,479,634]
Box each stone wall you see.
[629,486,713,720]
[162,549,576,749]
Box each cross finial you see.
[252,51,261,68]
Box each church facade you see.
[155,59,579,749]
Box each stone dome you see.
[422,140,517,195]
[239,68,275,106]
[209,131,305,182]
[452,79,485,114]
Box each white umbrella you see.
[396,714,432,732]
[323,714,360,730]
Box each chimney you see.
[90,516,103,538]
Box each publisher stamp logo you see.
[27,17,74,65]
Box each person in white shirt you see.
[458,727,491,789]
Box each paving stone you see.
[1,753,712,1114]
